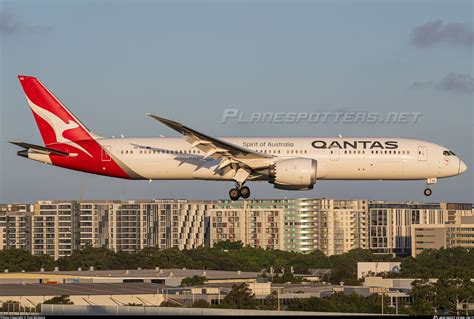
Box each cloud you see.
[411,73,474,94]
[411,19,474,47]
[0,10,49,37]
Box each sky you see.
[0,0,472,203]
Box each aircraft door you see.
[418,146,427,161]
[101,146,112,161]
[330,146,340,161]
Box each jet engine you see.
[268,158,317,190]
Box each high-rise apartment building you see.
[411,216,474,257]
[440,203,473,224]
[142,200,214,250]
[320,199,368,256]
[208,200,284,250]
[0,204,33,251]
[217,199,320,253]
[31,201,77,259]
[368,202,446,255]
[30,200,216,258]
[0,199,471,259]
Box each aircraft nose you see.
[458,159,467,174]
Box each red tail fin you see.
[18,75,94,147]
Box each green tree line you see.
[0,243,472,286]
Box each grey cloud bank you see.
[411,73,474,94]
[411,19,474,47]
[0,10,49,37]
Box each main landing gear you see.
[229,185,251,201]
[423,188,432,196]
[424,178,437,197]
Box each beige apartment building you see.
[0,199,471,259]
[208,200,284,250]
[320,199,368,256]
[143,200,215,250]
[29,200,216,258]
[216,198,368,255]
[0,204,33,251]
[31,201,78,259]
[368,202,447,255]
[411,216,474,257]
[440,203,473,224]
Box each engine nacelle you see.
[268,158,317,190]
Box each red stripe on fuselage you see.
[48,139,131,179]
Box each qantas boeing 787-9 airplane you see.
[10,76,467,200]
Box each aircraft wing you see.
[146,114,273,178]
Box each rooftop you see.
[0,282,164,296]
[1,269,261,280]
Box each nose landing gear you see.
[424,177,437,197]
[228,184,251,200]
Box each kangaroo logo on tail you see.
[26,97,92,157]
[18,75,96,158]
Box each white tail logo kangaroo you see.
[27,97,93,157]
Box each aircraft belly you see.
[126,157,234,180]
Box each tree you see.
[192,299,210,308]
[260,291,279,310]
[214,240,244,250]
[221,283,258,309]
[160,300,182,307]
[43,295,74,305]
[272,268,302,284]
[180,275,207,287]
[0,249,55,272]
[287,292,389,313]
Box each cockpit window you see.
[443,150,456,156]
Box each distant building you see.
[357,261,401,279]
[208,201,284,250]
[320,199,368,256]
[217,198,322,253]
[367,202,447,255]
[0,204,33,251]
[0,198,471,259]
[218,198,368,255]
[411,216,474,257]
[440,202,473,224]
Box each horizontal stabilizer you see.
[9,141,70,156]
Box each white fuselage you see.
[94,137,465,181]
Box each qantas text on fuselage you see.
[10,76,467,200]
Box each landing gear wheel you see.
[424,188,432,196]
[229,188,240,201]
[239,186,251,199]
